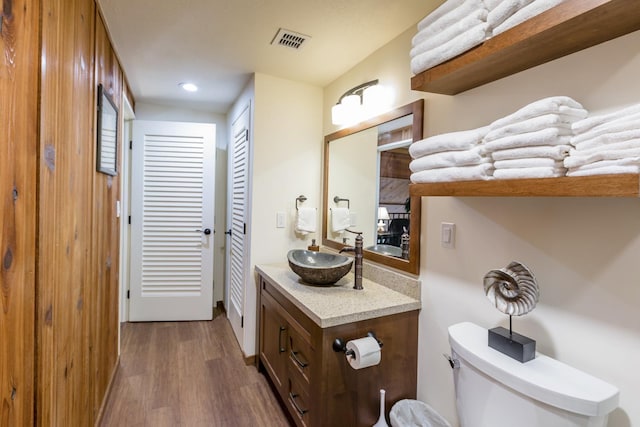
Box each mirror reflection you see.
[322,100,423,274]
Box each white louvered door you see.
[226,107,250,344]
[130,120,215,321]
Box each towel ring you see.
[295,195,307,211]
[333,196,350,209]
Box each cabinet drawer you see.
[288,325,312,385]
[287,370,311,427]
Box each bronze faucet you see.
[339,230,363,290]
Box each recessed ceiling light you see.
[179,82,198,92]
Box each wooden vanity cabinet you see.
[258,274,419,427]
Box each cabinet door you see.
[259,290,289,393]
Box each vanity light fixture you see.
[179,82,198,92]
[331,79,391,126]
[377,207,390,232]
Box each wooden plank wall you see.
[0,0,39,425]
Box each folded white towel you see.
[571,139,640,157]
[410,126,489,158]
[411,23,489,74]
[570,111,640,145]
[484,113,573,143]
[411,9,487,56]
[487,0,535,29]
[483,128,572,153]
[409,147,487,172]
[489,96,586,130]
[490,145,571,161]
[567,165,640,177]
[572,102,640,135]
[417,0,483,32]
[567,157,640,172]
[493,166,566,179]
[564,147,640,169]
[572,128,640,152]
[295,207,316,235]
[485,0,505,10]
[410,163,494,183]
[493,0,566,36]
[494,158,563,169]
[331,207,351,233]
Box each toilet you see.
[447,322,619,427]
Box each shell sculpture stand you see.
[483,261,539,363]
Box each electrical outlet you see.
[441,222,456,249]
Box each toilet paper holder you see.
[332,332,383,357]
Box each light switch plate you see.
[276,212,286,228]
[441,222,456,248]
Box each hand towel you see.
[489,96,586,130]
[493,166,566,179]
[484,113,573,142]
[494,158,563,169]
[567,157,640,172]
[411,9,488,56]
[409,126,489,158]
[331,207,351,232]
[484,0,505,10]
[567,165,640,177]
[570,111,640,145]
[416,0,482,32]
[571,139,640,156]
[409,147,486,172]
[490,145,571,161]
[487,0,535,29]
[564,146,640,169]
[295,207,316,235]
[410,163,494,183]
[483,128,572,153]
[493,0,566,36]
[411,23,489,74]
[572,128,640,152]
[572,102,640,135]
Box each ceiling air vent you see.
[271,28,310,50]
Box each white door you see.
[226,106,250,343]
[130,120,215,321]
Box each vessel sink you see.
[365,244,402,258]
[287,249,353,286]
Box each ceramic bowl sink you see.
[366,244,403,258]
[287,249,353,286]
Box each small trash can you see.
[389,399,451,427]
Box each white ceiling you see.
[97,0,443,113]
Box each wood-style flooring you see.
[100,310,291,426]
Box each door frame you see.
[119,94,135,324]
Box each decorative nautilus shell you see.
[483,261,539,316]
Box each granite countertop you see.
[256,263,421,328]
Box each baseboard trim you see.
[94,355,120,426]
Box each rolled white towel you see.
[485,113,573,142]
[295,207,316,235]
[570,111,640,146]
[410,163,494,183]
[567,165,640,177]
[494,158,563,169]
[490,145,572,161]
[493,166,566,179]
[564,146,640,169]
[411,23,489,74]
[487,0,535,29]
[483,128,572,153]
[417,0,483,32]
[411,8,488,57]
[409,148,487,172]
[572,102,640,135]
[572,128,640,152]
[493,0,566,36]
[409,126,489,158]
[489,96,586,130]
[331,207,351,233]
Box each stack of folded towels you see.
[410,0,489,75]
[564,103,640,176]
[483,96,588,179]
[489,0,568,36]
[409,126,492,183]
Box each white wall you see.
[323,26,640,427]
[134,102,228,305]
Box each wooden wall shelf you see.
[409,174,640,197]
[411,0,640,95]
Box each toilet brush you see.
[372,389,389,427]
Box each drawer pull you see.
[289,392,308,415]
[290,350,308,368]
[278,326,286,353]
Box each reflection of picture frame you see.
[96,84,118,176]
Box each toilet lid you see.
[448,322,619,417]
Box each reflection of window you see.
[97,84,118,176]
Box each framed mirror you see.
[96,83,118,176]
[322,100,423,274]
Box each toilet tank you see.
[448,322,619,427]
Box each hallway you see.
[100,310,290,426]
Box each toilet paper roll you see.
[346,336,381,370]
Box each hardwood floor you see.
[100,310,291,426]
